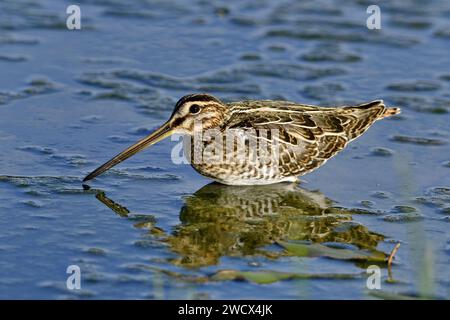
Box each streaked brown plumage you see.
[83,93,400,185]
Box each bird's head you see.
[169,93,229,134]
[83,93,228,181]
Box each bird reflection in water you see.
[95,183,385,268]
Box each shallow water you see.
[0,0,449,299]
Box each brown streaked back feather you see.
[307,100,387,141]
[224,99,395,177]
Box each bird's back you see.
[186,99,399,185]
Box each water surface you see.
[0,0,449,299]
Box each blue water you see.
[0,0,449,299]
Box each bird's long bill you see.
[83,121,173,182]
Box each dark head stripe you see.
[171,94,221,117]
[174,94,220,109]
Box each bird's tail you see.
[380,106,401,118]
[355,100,401,119]
[365,100,401,119]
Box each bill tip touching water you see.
[83,93,400,185]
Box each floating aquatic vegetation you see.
[359,200,374,208]
[17,145,56,155]
[19,199,44,208]
[0,54,29,62]
[144,267,361,285]
[271,2,343,16]
[94,168,180,181]
[102,9,156,19]
[0,175,79,187]
[0,33,39,45]
[389,17,432,30]
[0,2,68,30]
[277,241,387,262]
[97,0,192,19]
[49,153,90,167]
[239,53,262,61]
[370,147,394,157]
[107,135,132,143]
[0,175,84,197]
[387,96,449,114]
[81,57,138,65]
[383,212,424,223]
[210,269,361,284]
[293,18,363,30]
[386,80,441,92]
[265,29,419,48]
[390,205,419,213]
[80,115,104,124]
[415,187,450,209]
[0,77,61,105]
[391,135,446,145]
[110,69,192,90]
[16,145,92,168]
[370,191,391,199]
[84,248,108,256]
[324,206,383,215]
[79,62,344,99]
[369,290,444,300]
[77,72,157,95]
[300,43,361,63]
[434,28,450,39]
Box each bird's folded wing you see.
[225,101,386,175]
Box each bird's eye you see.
[189,104,200,114]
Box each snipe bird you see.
[83,94,400,185]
